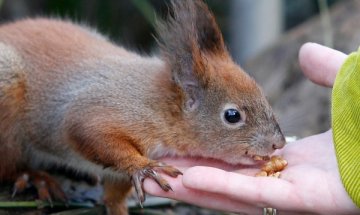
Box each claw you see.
[159,166,183,177]
[47,196,53,208]
[12,173,30,198]
[11,187,17,198]
[131,173,146,206]
[131,161,181,206]
[34,180,53,206]
[46,178,67,202]
[11,170,67,205]
[147,168,173,191]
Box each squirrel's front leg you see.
[102,158,181,215]
[103,179,132,215]
[66,119,182,212]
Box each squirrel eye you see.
[224,109,241,123]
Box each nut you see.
[256,156,286,215]
[261,156,288,174]
[268,171,281,178]
[255,156,287,177]
[255,171,268,177]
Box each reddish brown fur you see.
[0,63,26,180]
[103,180,132,215]
[67,116,151,173]
[0,19,137,79]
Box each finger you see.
[144,175,262,214]
[299,42,347,87]
[182,166,303,211]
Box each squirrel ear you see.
[157,0,226,111]
[193,0,227,53]
[169,48,205,112]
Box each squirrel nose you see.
[272,139,286,150]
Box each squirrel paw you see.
[12,170,67,206]
[131,161,182,206]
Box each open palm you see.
[145,131,357,214]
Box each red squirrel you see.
[0,0,285,214]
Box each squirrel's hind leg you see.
[12,170,67,205]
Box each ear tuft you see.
[156,0,226,58]
[193,0,226,53]
[156,0,226,111]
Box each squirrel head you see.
[157,0,285,164]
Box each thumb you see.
[299,43,347,87]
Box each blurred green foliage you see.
[0,0,227,53]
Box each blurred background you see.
[0,0,341,62]
[1,0,360,214]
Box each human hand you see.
[299,42,347,87]
[144,43,360,214]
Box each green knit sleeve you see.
[332,48,360,208]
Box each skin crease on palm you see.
[143,43,360,215]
